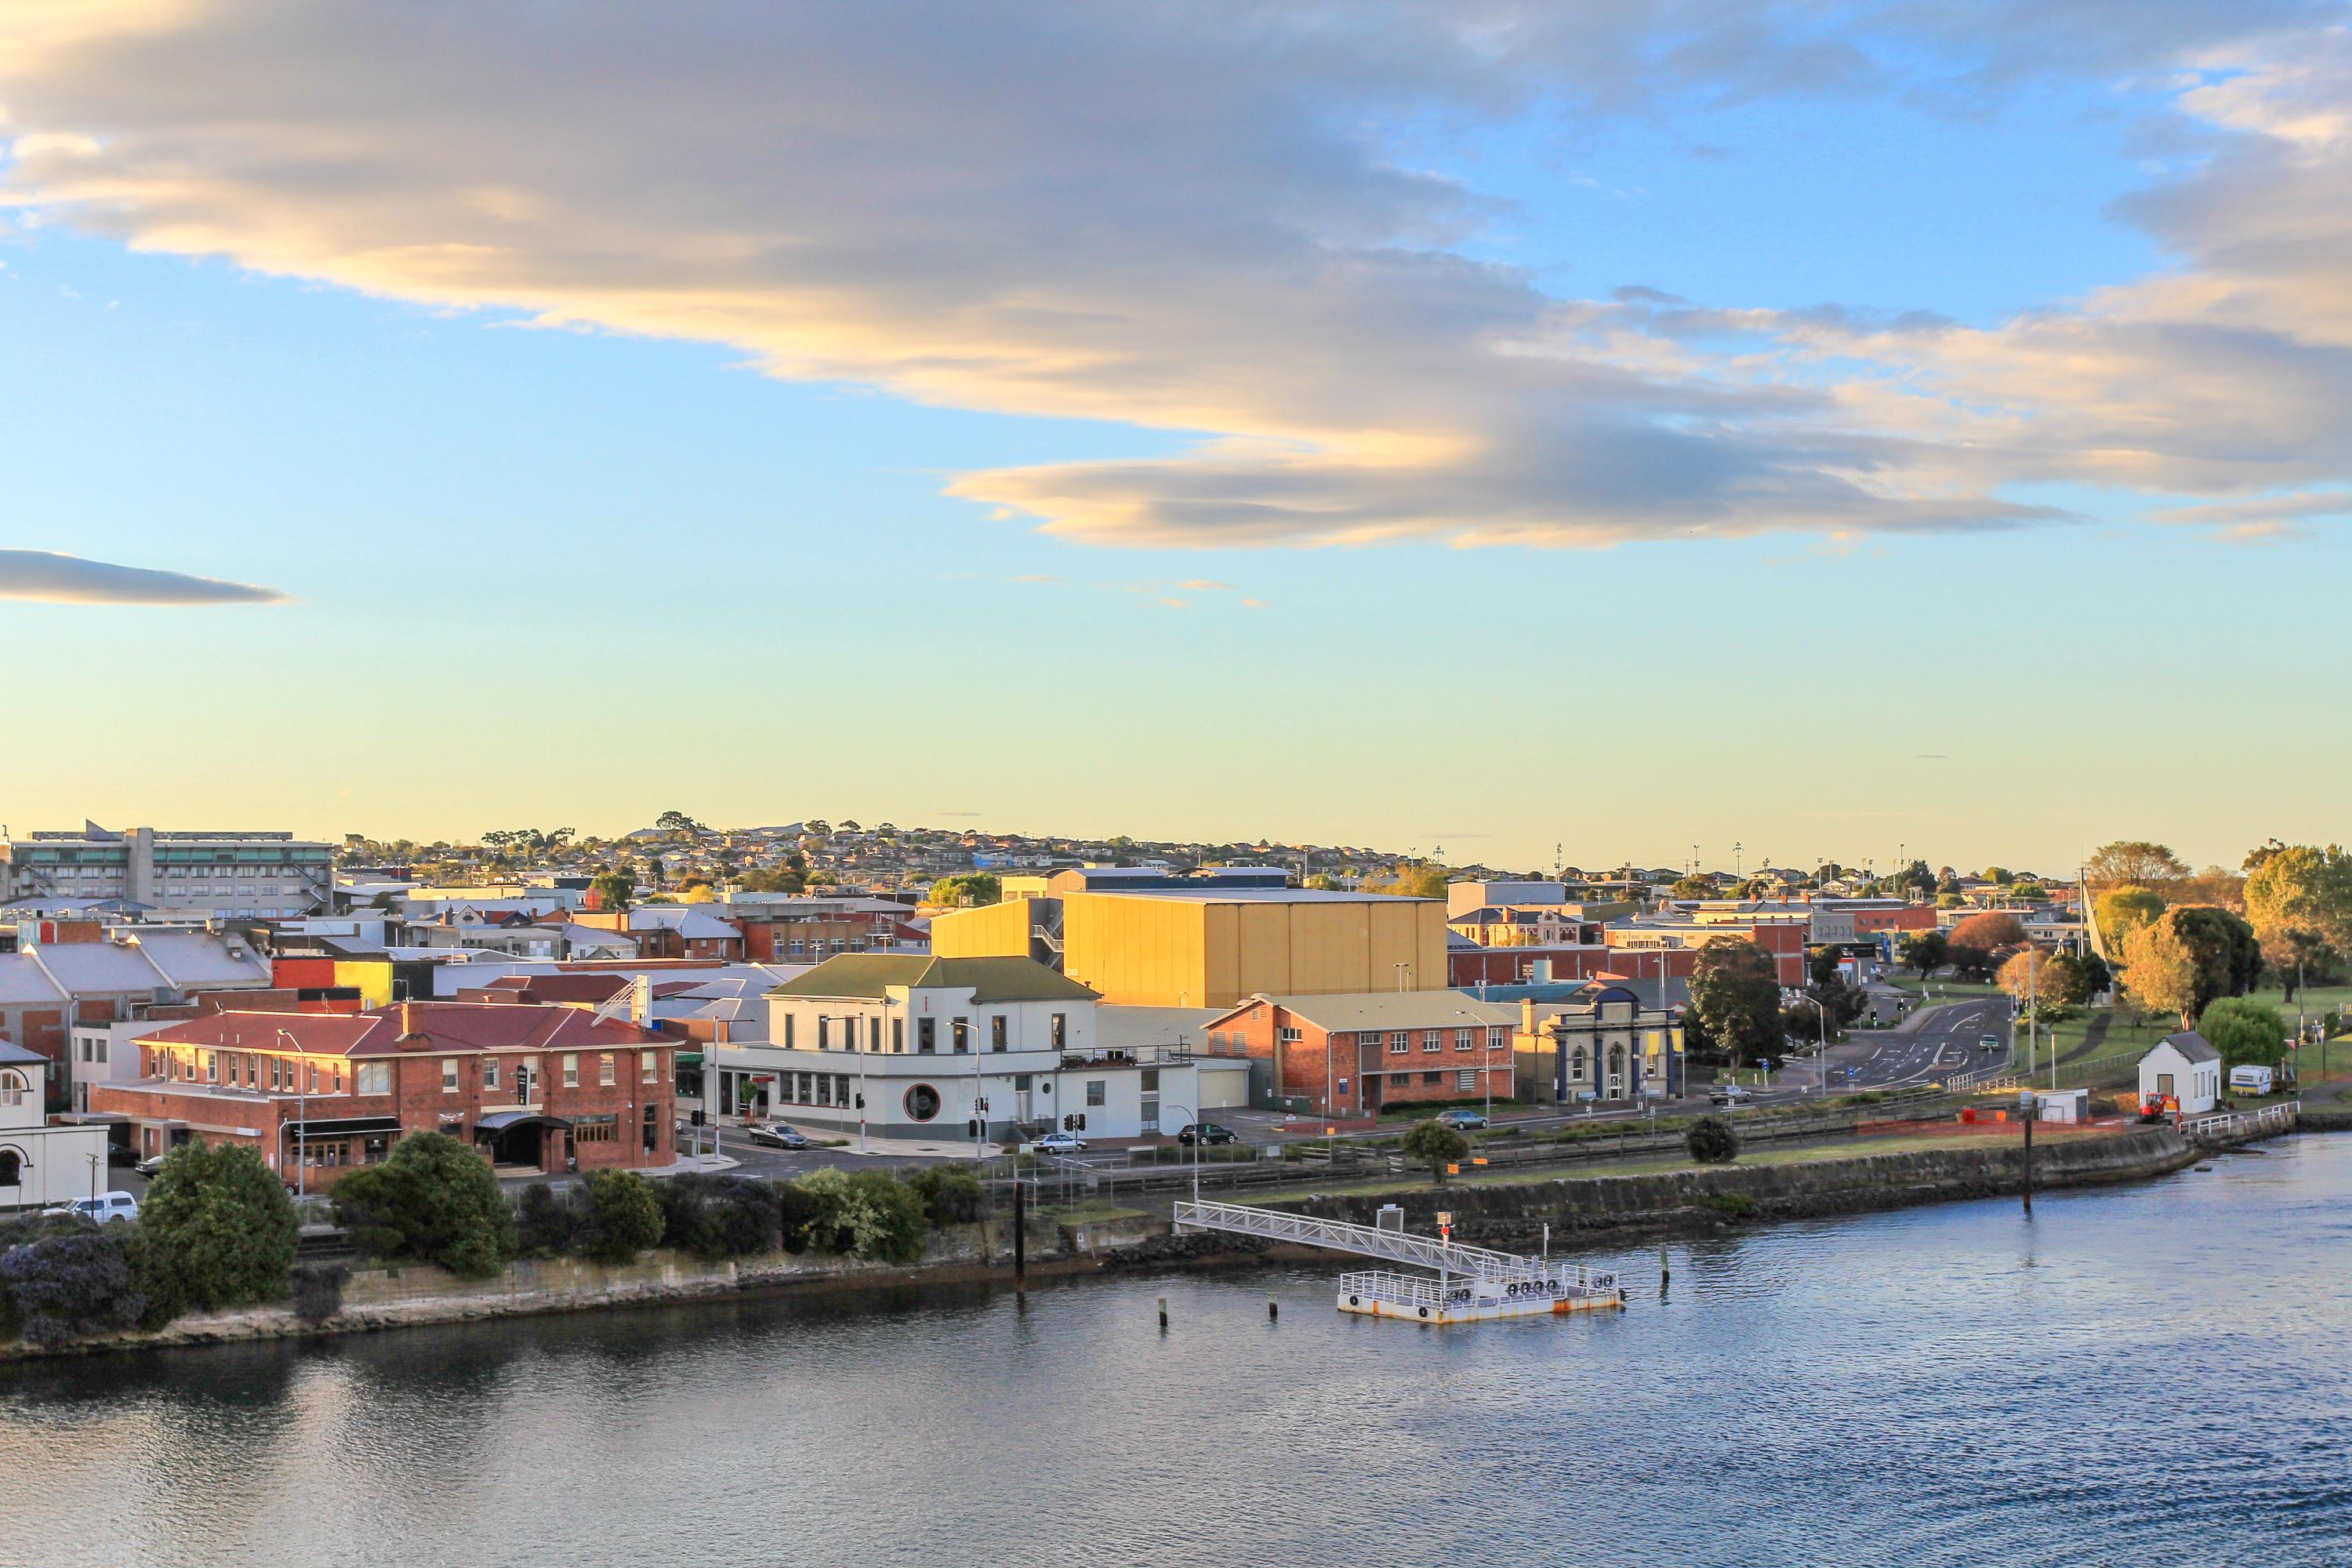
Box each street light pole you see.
[1165,1102,1200,1200]
[279,1029,307,1203]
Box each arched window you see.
[0,1148,21,1186]
[0,1070,25,1109]
[1608,1044,1625,1082]
[1570,1047,1586,1080]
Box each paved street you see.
[1802,993,2014,1096]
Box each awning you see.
[472,1110,572,1135]
[290,1116,403,1141]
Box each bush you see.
[578,1171,666,1265]
[906,1165,985,1229]
[514,1182,579,1258]
[0,1226,147,1346]
[1685,1116,1740,1164]
[2198,996,2288,1068]
[289,1261,349,1324]
[793,1168,928,1263]
[1400,1119,1470,1184]
[135,1142,300,1312]
[331,1131,514,1279]
[775,1181,822,1254]
[688,1177,782,1260]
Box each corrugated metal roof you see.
[769,954,1098,1003]
[1222,991,1517,1031]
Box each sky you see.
[4,1,2350,877]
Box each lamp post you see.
[1164,1101,1201,1200]
[278,1029,308,1202]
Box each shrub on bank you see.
[332,1131,515,1279]
[289,1261,349,1324]
[1685,1116,1740,1165]
[514,1182,579,1258]
[906,1165,984,1227]
[0,1222,147,1347]
[133,1142,299,1316]
[797,1168,929,1264]
[578,1171,666,1265]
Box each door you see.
[1141,1093,1160,1134]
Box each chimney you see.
[630,974,652,1026]
[1521,997,1537,1035]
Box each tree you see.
[1892,859,1936,898]
[133,1142,299,1314]
[589,869,633,912]
[331,1131,515,1279]
[1690,941,1784,1066]
[2197,996,2289,1069]
[1363,866,1447,899]
[514,1182,579,1258]
[2244,844,2352,999]
[2087,840,2190,889]
[2121,907,2261,1028]
[1401,1119,1470,1184]
[577,1171,666,1265]
[929,873,1002,909]
[2096,884,2166,944]
[1980,866,2011,885]
[1998,946,2093,1015]
[906,1166,985,1228]
[1948,911,2027,955]
[1898,929,1948,979]
[1685,1115,1740,1164]
[655,809,708,836]
[1670,875,1714,901]
[794,1168,928,1263]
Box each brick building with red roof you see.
[87,1000,675,1185]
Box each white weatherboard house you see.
[716,954,1207,1142]
[2139,1031,2222,1115]
[0,1042,112,1211]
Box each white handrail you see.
[1174,1198,1536,1279]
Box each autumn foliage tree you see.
[1946,912,2026,980]
[2086,840,2190,890]
[1690,940,1784,1066]
[2121,907,2262,1028]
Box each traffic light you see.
[1062,1114,1074,1131]
[855,1093,866,1109]
[689,1109,705,1127]
[1075,1113,1087,1132]
[965,1118,980,1138]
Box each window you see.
[1051,1013,1066,1050]
[918,1018,937,1054]
[1571,1046,1587,1080]
[952,1018,970,1054]
[1338,1076,1350,1096]
[1388,1031,1409,1054]
[892,1017,905,1053]
[1421,1031,1441,1054]
[1454,1029,1474,1051]
[1141,1067,1159,1091]
[990,1015,1007,1052]
[817,1016,831,1051]
[869,1017,884,1052]
[904,1083,942,1122]
[1490,1028,1511,1051]
[204,1051,218,1082]
[0,1071,24,1109]
[788,939,806,957]
[598,1052,615,1087]
[1209,1030,1227,1054]
[642,1051,659,1084]
[357,1062,390,1095]
[835,1073,852,1109]
[1086,1080,1106,1107]
[442,1059,459,1093]
[1279,1027,1302,1047]
[783,1014,796,1050]
[817,1075,834,1107]
[562,1053,579,1087]
[1422,1071,1443,1085]
[573,1114,619,1144]
[485,1060,500,1091]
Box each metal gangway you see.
[1172,1200,1621,1321]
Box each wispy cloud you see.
[0,549,289,605]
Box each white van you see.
[2227,1064,2274,1097]
[43,1192,140,1225]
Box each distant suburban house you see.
[2139,1032,2221,1116]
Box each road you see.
[1799,993,2014,1097]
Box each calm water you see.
[4,1138,2350,1568]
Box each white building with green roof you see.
[714,954,1211,1144]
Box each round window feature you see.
[903,1083,942,1123]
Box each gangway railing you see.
[1173,1199,1535,1281]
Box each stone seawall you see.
[1254,1126,2200,1250]
[1,1127,2209,1360]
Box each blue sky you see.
[3,2,2348,874]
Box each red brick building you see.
[1200,992,1516,1116]
[87,1001,674,1186]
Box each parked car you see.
[1978,1034,2002,1051]
[106,1143,139,1167]
[1708,1086,1754,1108]
[133,1152,170,1178]
[1435,1109,1489,1131]
[44,1192,140,1225]
[1033,1131,1087,1153]
[1176,1122,1238,1145]
[746,1123,811,1150]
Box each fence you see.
[2181,1102,2301,1143]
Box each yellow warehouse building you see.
[930,889,1450,1008]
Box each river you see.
[3,1134,2349,1567]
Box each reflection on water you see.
[5,1137,2351,1567]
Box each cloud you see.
[1177,578,1234,590]
[0,548,289,604]
[2,2,2348,553]
[2146,488,2352,541]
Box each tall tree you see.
[2086,840,2190,889]
[1897,928,1948,979]
[1947,912,2027,956]
[2096,885,2167,944]
[1690,941,1784,1066]
[2122,907,2261,1027]
[2243,844,2352,993]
